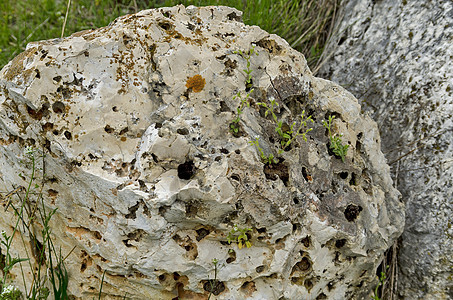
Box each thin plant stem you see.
[61,0,72,38]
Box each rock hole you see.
[125,202,140,219]
[195,228,210,241]
[93,231,102,240]
[104,125,114,134]
[292,223,301,233]
[302,167,312,182]
[48,177,58,183]
[230,174,240,182]
[263,162,289,186]
[240,281,256,295]
[304,279,313,292]
[203,280,225,296]
[34,69,40,78]
[158,274,166,282]
[339,171,348,179]
[356,140,362,152]
[159,21,173,31]
[119,127,129,135]
[64,131,72,140]
[80,260,87,272]
[226,250,236,264]
[257,227,267,233]
[256,265,265,273]
[350,173,358,186]
[185,201,198,218]
[293,197,299,204]
[338,34,347,46]
[301,236,311,248]
[219,100,230,112]
[219,148,229,154]
[344,204,363,222]
[57,86,72,99]
[291,257,311,275]
[187,22,195,31]
[335,239,347,248]
[177,128,189,135]
[178,161,195,180]
[27,103,50,120]
[53,76,62,82]
[42,122,53,131]
[173,272,180,280]
[47,189,58,197]
[227,11,241,21]
[52,101,65,114]
[256,38,283,55]
[112,106,118,112]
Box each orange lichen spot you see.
[185,75,206,93]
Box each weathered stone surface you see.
[0,5,404,299]
[319,0,453,298]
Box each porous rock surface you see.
[319,0,453,298]
[0,5,404,299]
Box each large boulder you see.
[319,0,453,298]
[0,5,404,299]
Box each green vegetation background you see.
[0,0,339,71]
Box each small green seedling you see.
[207,258,224,300]
[227,225,252,249]
[255,99,313,161]
[234,46,257,90]
[275,110,313,155]
[322,115,349,162]
[257,98,279,123]
[230,46,258,135]
[230,90,252,134]
[371,266,389,300]
[249,137,278,164]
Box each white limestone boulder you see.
[0,5,404,299]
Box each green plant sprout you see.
[255,99,314,161]
[234,46,257,90]
[227,225,252,249]
[371,266,389,300]
[276,110,313,154]
[207,258,224,300]
[230,90,252,135]
[230,46,258,135]
[322,115,349,162]
[249,137,278,164]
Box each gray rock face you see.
[0,5,404,299]
[319,0,453,298]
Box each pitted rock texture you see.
[319,0,453,299]
[0,5,404,300]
